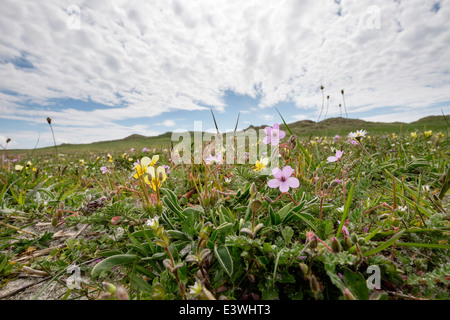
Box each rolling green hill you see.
[7,115,449,156]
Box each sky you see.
[0,0,449,149]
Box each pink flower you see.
[327,150,343,163]
[100,166,110,174]
[263,123,286,145]
[162,164,171,174]
[267,166,300,193]
[205,154,223,165]
[111,216,121,224]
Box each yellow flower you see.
[392,133,397,139]
[148,155,159,166]
[144,166,166,191]
[15,165,24,171]
[121,153,126,159]
[79,159,85,166]
[128,157,133,162]
[424,130,432,138]
[255,157,269,172]
[411,132,417,139]
[133,156,151,179]
[107,154,114,162]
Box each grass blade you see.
[336,184,354,238]
[362,229,406,257]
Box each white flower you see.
[397,205,407,212]
[337,206,345,213]
[348,129,367,140]
[188,281,202,296]
[146,217,159,229]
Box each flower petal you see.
[267,178,281,189]
[141,157,151,167]
[327,156,337,163]
[270,136,279,145]
[272,123,279,130]
[263,136,270,144]
[272,167,283,179]
[286,177,300,189]
[279,130,286,139]
[148,166,156,178]
[156,166,167,183]
[150,155,159,166]
[335,150,343,159]
[279,182,290,193]
[264,126,272,135]
[282,165,294,177]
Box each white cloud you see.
[161,119,177,127]
[261,114,274,121]
[1,0,450,148]
[292,114,307,121]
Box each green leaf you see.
[293,212,319,234]
[91,254,138,277]
[214,245,233,277]
[269,205,278,225]
[281,226,294,245]
[162,196,186,221]
[380,242,450,250]
[343,268,369,300]
[281,200,306,224]
[277,202,293,222]
[362,229,406,257]
[25,179,48,204]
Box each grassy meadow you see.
[0,115,449,301]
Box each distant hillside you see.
[8,115,449,155]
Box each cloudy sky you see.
[0,0,449,149]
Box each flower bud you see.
[6,138,11,144]
[250,195,262,212]
[323,182,329,190]
[309,235,318,249]
[116,286,129,300]
[330,179,340,188]
[299,263,309,277]
[46,117,52,124]
[250,182,257,196]
[103,282,117,295]
[155,201,163,214]
[199,222,214,241]
[309,274,320,295]
[201,196,210,210]
[343,235,353,250]
[343,287,356,300]
[330,236,341,253]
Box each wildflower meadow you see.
[0,115,449,303]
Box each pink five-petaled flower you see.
[263,123,286,146]
[327,150,343,163]
[267,166,300,193]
